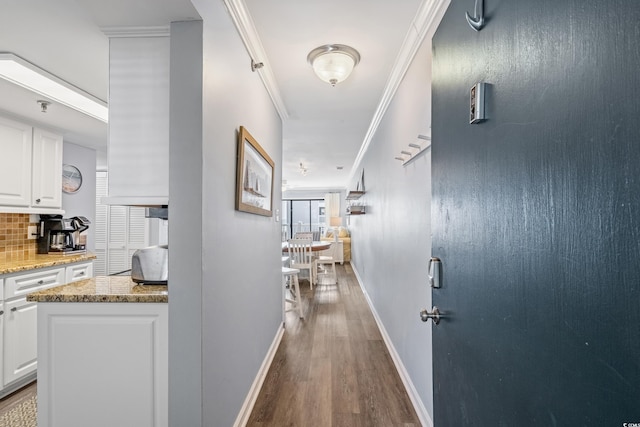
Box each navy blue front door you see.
[431,0,640,425]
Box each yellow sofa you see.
[321,227,351,262]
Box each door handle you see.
[420,306,441,325]
[428,257,442,288]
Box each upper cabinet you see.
[32,128,63,209]
[0,117,63,214]
[102,33,170,207]
[0,117,32,207]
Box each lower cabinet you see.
[37,302,168,427]
[65,261,93,283]
[0,260,94,397]
[3,297,37,386]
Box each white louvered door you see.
[95,172,108,276]
[95,172,149,275]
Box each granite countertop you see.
[26,276,168,303]
[0,252,97,275]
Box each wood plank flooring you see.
[0,264,420,426]
[248,263,420,427]
[0,381,36,415]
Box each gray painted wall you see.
[62,141,96,252]
[168,20,203,427]
[348,33,436,422]
[170,3,283,425]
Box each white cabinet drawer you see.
[66,262,93,283]
[4,267,65,299]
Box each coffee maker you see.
[37,215,91,255]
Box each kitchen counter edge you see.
[26,276,168,303]
[0,253,97,275]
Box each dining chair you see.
[317,242,337,285]
[287,238,315,289]
[282,266,304,318]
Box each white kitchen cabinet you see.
[32,128,63,209]
[0,115,63,213]
[4,267,65,299]
[0,116,32,207]
[3,297,37,386]
[0,261,91,397]
[38,302,168,427]
[2,266,64,390]
[65,261,94,283]
[0,278,4,390]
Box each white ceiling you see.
[0,0,429,190]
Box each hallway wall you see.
[348,34,436,423]
[168,6,283,426]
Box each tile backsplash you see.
[0,213,38,262]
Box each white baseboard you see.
[350,264,433,427]
[233,322,285,427]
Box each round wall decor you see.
[62,164,83,194]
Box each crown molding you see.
[347,0,451,186]
[223,0,289,120]
[102,26,170,38]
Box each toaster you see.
[131,245,168,285]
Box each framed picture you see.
[236,126,274,216]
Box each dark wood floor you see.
[0,265,420,426]
[248,263,420,427]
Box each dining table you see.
[281,241,331,253]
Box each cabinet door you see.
[66,262,94,283]
[32,128,63,208]
[4,297,37,386]
[0,117,32,207]
[0,279,3,388]
[38,303,168,427]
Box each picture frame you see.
[236,126,274,216]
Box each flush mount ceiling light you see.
[307,44,360,87]
[0,53,108,122]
